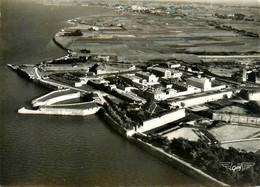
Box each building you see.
[186,77,212,91]
[170,63,181,68]
[242,69,247,82]
[112,88,145,103]
[135,72,159,83]
[149,67,171,78]
[137,109,186,132]
[149,67,182,79]
[248,69,260,83]
[139,87,167,101]
[248,91,260,101]
[169,90,233,108]
[119,74,140,85]
[171,70,183,78]
[152,90,167,100]
[212,113,260,125]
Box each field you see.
[54,6,259,63]
[208,67,239,77]
[210,124,260,153]
[222,141,260,153]
[163,127,200,142]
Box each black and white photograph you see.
[0,0,260,186]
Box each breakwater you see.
[18,104,101,116]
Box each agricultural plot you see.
[54,9,259,63]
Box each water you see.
[0,0,200,186]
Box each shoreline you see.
[7,7,258,184]
[7,46,229,187]
[98,108,230,187]
[52,36,69,52]
[7,64,65,90]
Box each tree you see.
[245,101,260,113]
[70,29,83,36]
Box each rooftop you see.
[186,76,210,84]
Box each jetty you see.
[18,88,102,116]
[18,101,101,116]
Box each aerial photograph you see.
[0,0,260,186]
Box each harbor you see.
[2,2,197,186]
[3,0,260,186]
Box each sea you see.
[0,0,200,186]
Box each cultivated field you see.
[54,7,259,63]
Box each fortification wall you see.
[170,91,233,107]
[212,113,260,125]
[137,109,186,133]
[248,92,260,101]
[34,92,80,107]
[38,106,101,116]
[128,137,229,187]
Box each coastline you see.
[7,6,259,184]
[52,36,69,52]
[8,64,67,90]
[2,1,226,186]
[98,108,230,187]
[7,46,230,187]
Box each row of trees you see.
[133,134,260,185]
[215,13,251,21]
[245,100,260,114]
[49,73,80,85]
[220,24,259,38]
[104,97,137,130]
[51,56,88,64]
[103,97,166,129]
[63,29,83,36]
[208,20,259,38]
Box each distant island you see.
[9,1,260,186]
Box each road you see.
[34,67,108,100]
[221,137,260,144]
[198,55,260,58]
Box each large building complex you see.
[186,77,212,91]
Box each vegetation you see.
[63,29,83,36]
[245,101,260,114]
[80,49,91,53]
[208,20,259,38]
[215,13,250,21]
[104,96,137,130]
[49,73,81,85]
[51,56,87,64]
[102,96,168,129]
[133,134,260,185]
